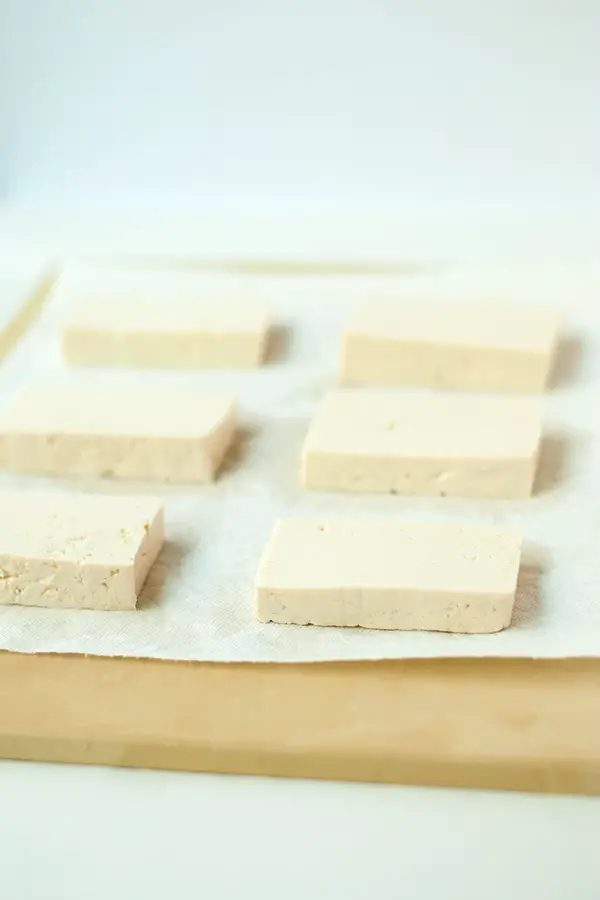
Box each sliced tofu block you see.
[341,300,559,392]
[58,268,270,368]
[0,385,235,483]
[302,390,542,499]
[0,492,164,610]
[256,518,522,633]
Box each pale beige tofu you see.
[0,492,164,610]
[0,385,236,483]
[341,301,559,392]
[60,279,271,369]
[302,390,542,499]
[256,518,522,633]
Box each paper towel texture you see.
[0,262,598,661]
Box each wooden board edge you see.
[0,653,599,795]
[0,270,56,360]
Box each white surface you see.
[1,209,600,267]
[1,262,600,661]
[1,1,599,218]
[0,760,598,900]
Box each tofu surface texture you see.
[341,300,559,391]
[0,385,235,483]
[302,389,541,498]
[59,269,270,368]
[0,492,164,610]
[256,518,522,633]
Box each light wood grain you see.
[0,652,598,794]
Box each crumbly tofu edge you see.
[133,503,165,597]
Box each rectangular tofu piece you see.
[302,390,541,499]
[0,385,235,483]
[58,268,271,368]
[256,519,522,633]
[341,301,559,392]
[0,492,164,610]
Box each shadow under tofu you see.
[137,539,191,610]
[533,434,569,495]
[549,334,584,389]
[257,417,310,498]
[104,256,449,277]
[511,559,546,628]
[264,323,293,365]
[218,425,256,479]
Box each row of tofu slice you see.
[0,385,538,633]
[0,386,541,498]
[57,268,558,393]
[0,493,520,636]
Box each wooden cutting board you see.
[0,652,598,795]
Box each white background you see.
[1,0,599,216]
[1,760,600,900]
[1,2,600,897]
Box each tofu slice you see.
[302,389,542,499]
[0,492,164,610]
[0,385,236,483]
[256,519,522,633]
[341,300,559,392]
[58,269,271,368]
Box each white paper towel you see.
[0,262,599,661]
